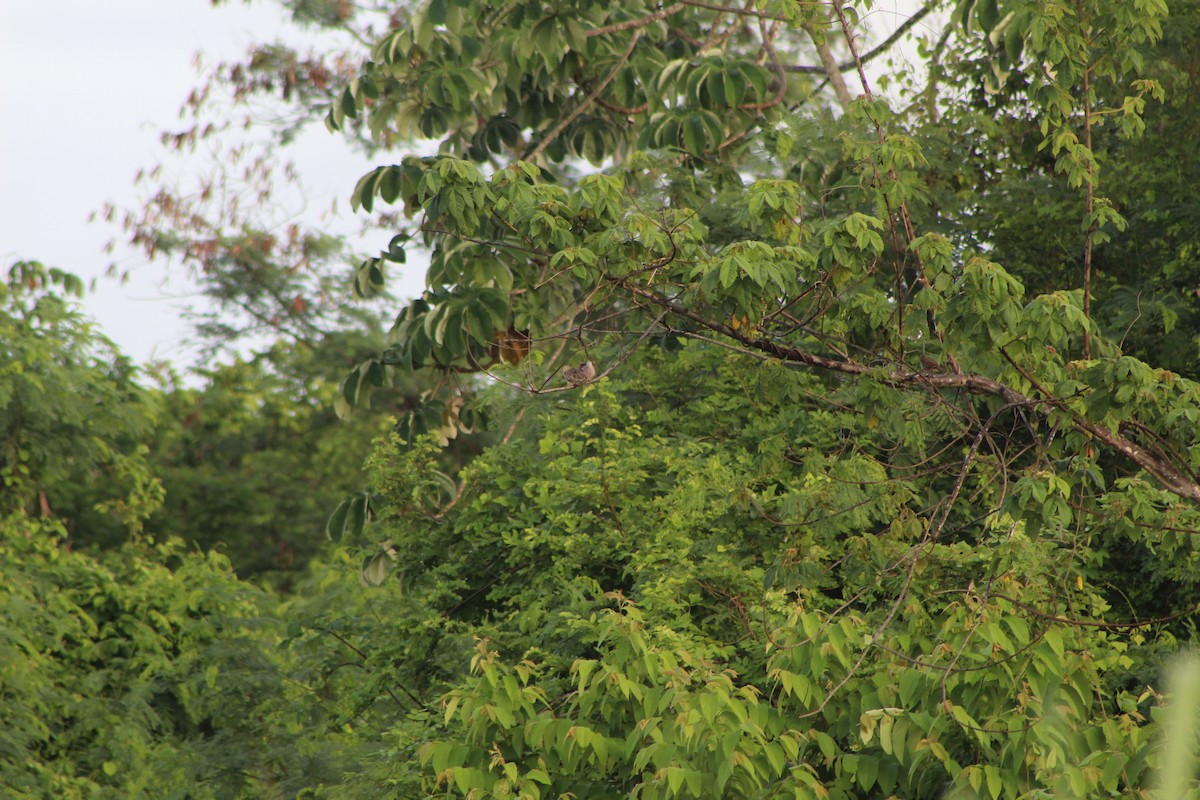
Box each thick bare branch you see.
[804,17,854,110]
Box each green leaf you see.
[361,545,395,586]
[345,494,367,538]
[325,497,351,540]
[428,0,447,25]
[1044,627,1065,660]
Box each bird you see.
[563,360,596,387]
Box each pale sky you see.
[0,0,397,369]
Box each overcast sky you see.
[0,0,390,370]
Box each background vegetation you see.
[5,0,1200,796]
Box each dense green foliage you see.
[146,349,391,581]
[0,262,386,581]
[319,346,1182,797]
[0,512,338,798]
[1,262,161,542]
[8,0,1200,795]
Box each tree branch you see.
[587,3,686,37]
[804,17,853,110]
[612,275,1200,505]
[527,31,642,161]
[676,0,788,21]
[739,18,787,111]
[785,1,935,75]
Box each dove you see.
[563,360,596,387]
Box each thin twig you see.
[784,1,936,75]
[587,3,686,37]
[739,17,787,111]
[528,31,643,161]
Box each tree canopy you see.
[7,0,1200,796]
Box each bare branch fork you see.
[784,1,936,74]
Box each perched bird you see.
[563,360,596,387]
